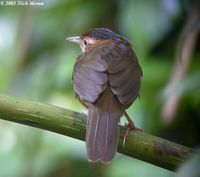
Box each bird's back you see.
[72,38,142,162]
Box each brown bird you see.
[66,28,142,163]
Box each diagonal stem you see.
[0,94,197,171]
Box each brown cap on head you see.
[82,28,128,42]
[66,28,130,52]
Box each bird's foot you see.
[122,112,143,147]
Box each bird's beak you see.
[66,36,80,44]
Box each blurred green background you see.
[0,0,199,177]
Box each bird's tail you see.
[86,87,122,163]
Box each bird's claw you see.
[122,121,143,148]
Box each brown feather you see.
[72,36,142,162]
[86,87,121,162]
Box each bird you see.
[66,28,142,163]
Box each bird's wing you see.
[72,42,110,103]
[73,40,142,107]
[104,41,143,108]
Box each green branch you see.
[0,94,197,171]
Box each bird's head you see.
[66,28,127,52]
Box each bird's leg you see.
[123,111,143,147]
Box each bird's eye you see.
[84,40,87,45]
